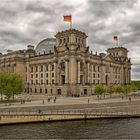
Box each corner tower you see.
[55,28,88,52]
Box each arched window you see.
[80,62,83,71]
[61,62,65,71]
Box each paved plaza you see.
[0,93,140,114]
[0,93,138,107]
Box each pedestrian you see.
[129,97,131,102]
[42,100,44,104]
[53,98,56,103]
[97,95,99,101]
[121,96,124,100]
[38,109,41,114]
[88,99,89,104]
[48,98,50,102]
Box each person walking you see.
[42,100,44,104]
[129,97,131,102]
[38,109,41,114]
[88,99,90,104]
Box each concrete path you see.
[0,93,140,114]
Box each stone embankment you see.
[0,94,140,125]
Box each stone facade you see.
[0,28,131,96]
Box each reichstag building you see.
[0,28,131,96]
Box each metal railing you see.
[0,110,140,117]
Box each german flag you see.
[114,36,118,41]
[63,15,72,22]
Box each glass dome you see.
[35,38,56,54]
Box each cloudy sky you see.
[0,0,140,80]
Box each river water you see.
[0,118,140,139]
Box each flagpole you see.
[70,21,72,29]
[70,15,72,29]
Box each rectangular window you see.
[46,80,48,85]
[36,74,38,78]
[31,74,33,78]
[41,73,43,78]
[61,62,65,71]
[46,73,48,77]
[41,80,43,84]
[41,65,43,72]
[31,67,33,72]
[80,75,83,84]
[46,65,48,71]
[52,79,54,84]
[35,66,38,72]
[61,75,65,85]
[93,73,95,78]
[52,73,54,77]
[98,66,100,72]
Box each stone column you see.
[91,63,93,84]
[26,63,30,84]
[54,62,56,84]
[77,61,80,84]
[125,68,128,84]
[100,63,104,84]
[69,56,77,84]
[26,62,30,93]
[129,68,131,84]
[87,62,90,83]
[120,66,124,85]
[38,65,40,85]
[48,63,51,85]
[57,65,60,85]
[65,60,69,84]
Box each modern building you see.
[0,28,131,96]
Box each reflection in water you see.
[0,118,140,139]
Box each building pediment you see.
[103,54,114,62]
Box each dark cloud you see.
[0,0,140,80]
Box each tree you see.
[107,86,115,98]
[0,73,9,101]
[10,73,24,100]
[131,85,137,93]
[131,81,140,90]
[95,85,106,99]
[3,84,13,100]
[0,73,24,101]
[115,86,123,95]
[118,85,131,98]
